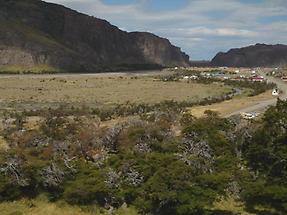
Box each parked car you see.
[240,112,259,120]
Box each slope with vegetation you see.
[0,97,286,215]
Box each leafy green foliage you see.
[242,99,287,213]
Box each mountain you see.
[0,0,189,73]
[189,60,211,67]
[211,43,287,67]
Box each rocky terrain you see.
[212,43,287,67]
[0,0,189,73]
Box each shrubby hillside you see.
[0,99,286,215]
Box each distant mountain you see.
[0,0,189,72]
[211,44,287,67]
[189,61,211,67]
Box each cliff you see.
[0,0,189,72]
[212,44,287,67]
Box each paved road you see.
[225,74,287,117]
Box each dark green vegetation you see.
[241,99,287,214]
[0,99,286,215]
[196,78,274,97]
[0,0,189,73]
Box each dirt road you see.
[224,74,287,117]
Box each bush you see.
[63,166,111,205]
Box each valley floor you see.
[0,72,232,110]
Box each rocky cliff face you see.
[212,44,287,67]
[0,0,189,72]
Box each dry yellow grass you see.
[0,75,231,108]
[0,198,138,215]
[0,199,90,215]
[23,116,45,130]
[0,120,4,132]
[189,91,273,118]
[0,136,8,151]
[213,197,255,215]
[0,197,255,215]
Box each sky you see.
[45,0,287,60]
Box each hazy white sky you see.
[45,0,287,60]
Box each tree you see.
[242,99,287,213]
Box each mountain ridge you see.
[211,43,287,67]
[0,0,190,72]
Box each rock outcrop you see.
[0,0,189,72]
[212,44,287,67]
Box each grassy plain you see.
[0,74,232,109]
[0,196,138,215]
[0,196,254,215]
[0,135,8,151]
[0,65,62,74]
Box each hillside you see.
[0,0,189,73]
[212,43,287,67]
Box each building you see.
[183,75,198,80]
[183,76,189,80]
[250,75,265,82]
[231,76,245,81]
